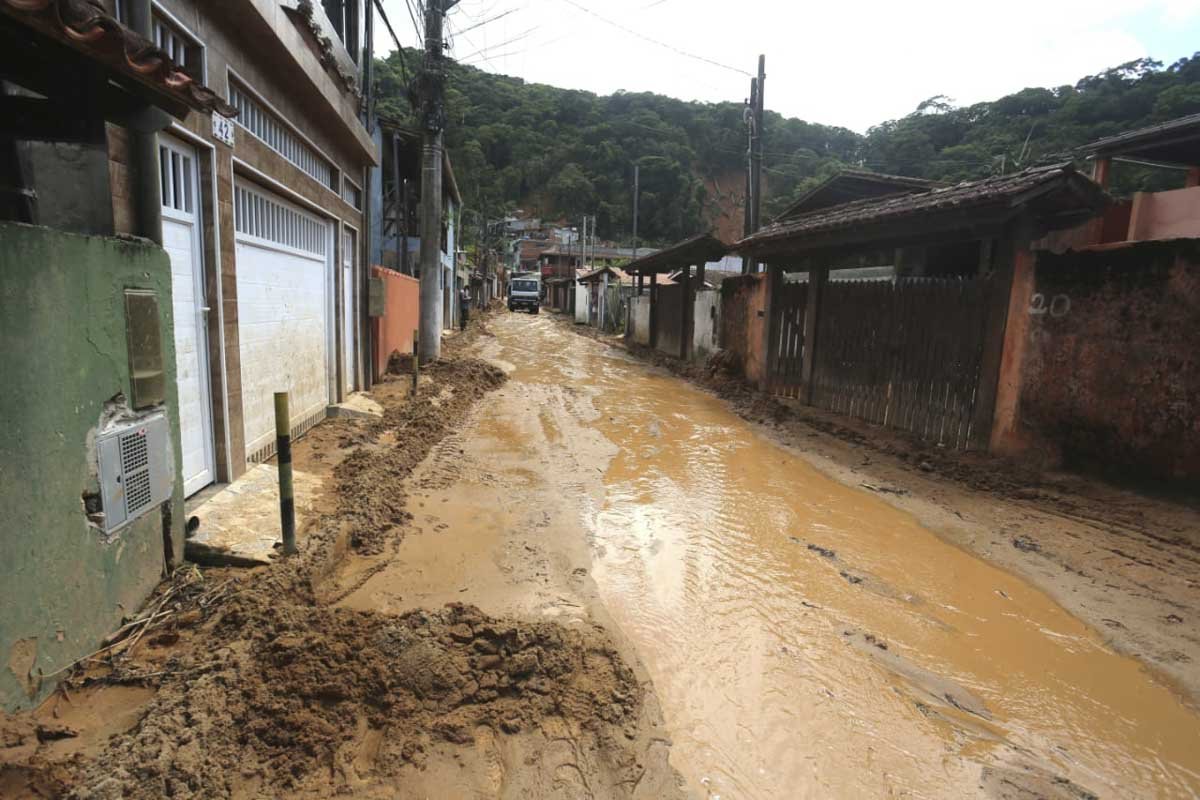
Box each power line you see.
[375,0,412,83]
[454,26,539,63]
[553,0,752,78]
[403,0,424,42]
[454,7,518,35]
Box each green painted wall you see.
[0,222,185,711]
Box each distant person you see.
[459,287,470,331]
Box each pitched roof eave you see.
[1,0,236,119]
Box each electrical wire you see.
[375,0,412,83]
[553,0,751,78]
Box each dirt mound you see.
[338,357,507,556]
[66,603,640,799]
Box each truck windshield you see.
[513,281,538,292]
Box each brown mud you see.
[0,311,686,800]
[568,315,1200,707]
[548,312,1200,798]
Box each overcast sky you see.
[375,0,1200,133]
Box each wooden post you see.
[801,266,827,404]
[760,263,782,391]
[1091,157,1112,189]
[273,392,297,556]
[649,274,659,349]
[1186,166,1200,189]
[680,262,692,359]
[412,330,419,394]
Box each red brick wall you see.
[1001,241,1200,484]
[371,267,420,381]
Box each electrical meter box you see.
[96,413,171,533]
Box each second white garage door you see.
[234,181,333,460]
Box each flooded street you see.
[348,313,1200,799]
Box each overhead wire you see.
[374,0,412,83]
[553,0,751,78]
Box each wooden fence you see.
[770,276,993,450]
[769,281,808,397]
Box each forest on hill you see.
[373,52,1200,247]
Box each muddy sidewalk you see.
[0,313,688,800]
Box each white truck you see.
[508,272,541,314]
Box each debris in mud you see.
[1012,535,1042,553]
[861,482,910,496]
[807,543,838,559]
[840,570,865,585]
[66,602,643,799]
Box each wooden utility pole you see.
[418,0,459,363]
[632,163,640,258]
[742,55,766,274]
[751,55,765,239]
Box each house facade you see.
[113,0,377,488]
[0,0,376,711]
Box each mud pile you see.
[66,602,640,799]
[336,357,506,556]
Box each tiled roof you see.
[738,164,1107,253]
[1,0,235,118]
[775,169,945,221]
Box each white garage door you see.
[233,181,333,460]
[160,136,215,497]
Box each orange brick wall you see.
[371,267,420,381]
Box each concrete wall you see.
[0,223,185,711]
[719,274,768,384]
[1129,186,1200,242]
[574,283,589,324]
[629,295,651,346]
[371,267,420,380]
[693,289,720,358]
[655,285,684,357]
[992,241,1200,485]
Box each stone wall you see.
[0,224,185,711]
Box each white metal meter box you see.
[97,414,171,534]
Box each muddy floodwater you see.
[428,315,1200,798]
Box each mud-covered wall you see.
[719,274,767,383]
[629,295,651,346]
[1005,241,1200,484]
[693,289,720,359]
[0,223,185,711]
[371,267,420,381]
[655,285,684,357]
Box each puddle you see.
[433,315,1200,799]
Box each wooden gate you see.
[769,282,808,397]
[776,276,993,450]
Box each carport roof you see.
[1079,113,1200,166]
[623,234,730,275]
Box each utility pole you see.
[742,55,766,273]
[418,0,459,363]
[632,163,640,259]
[581,215,588,271]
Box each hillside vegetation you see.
[374,52,1200,246]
